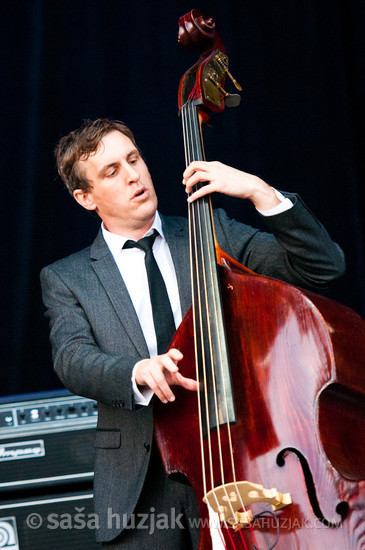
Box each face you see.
[74,130,158,238]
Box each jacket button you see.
[144,443,151,452]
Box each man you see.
[40,118,345,549]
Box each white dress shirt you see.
[102,212,182,353]
[102,211,182,404]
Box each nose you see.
[125,163,139,183]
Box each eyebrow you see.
[97,148,140,178]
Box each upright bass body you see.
[154,252,365,549]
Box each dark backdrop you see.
[1,0,364,397]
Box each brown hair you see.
[55,118,137,195]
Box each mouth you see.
[131,187,147,200]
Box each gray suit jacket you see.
[40,197,345,542]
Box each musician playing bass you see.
[40,117,345,549]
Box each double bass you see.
[154,9,365,549]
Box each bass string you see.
[182,101,208,498]
[187,102,251,542]
[192,168,241,548]
[183,100,222,513]
[189,103,229,486]
[184,102,236,548]
[184,102,216,500]
[182,100,249,535]
[188,102,218,495]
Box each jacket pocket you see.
[93,428,121,449]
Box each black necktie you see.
[123,231,176,354]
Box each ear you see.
[73,189,97,211]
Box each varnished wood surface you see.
[154,257,365,549]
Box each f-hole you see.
[276,447,349,527]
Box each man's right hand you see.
[134,348,199,404]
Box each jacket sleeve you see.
[40,264,139,410]
[213,193,345,289]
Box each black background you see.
[1,0,364,397]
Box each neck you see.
[102,214,156,240]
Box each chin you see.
[146,197,158,217]
[138,202,157,225]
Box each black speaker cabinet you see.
[0,489,101,549]
[0,392,100,548]
[0,392,97,492]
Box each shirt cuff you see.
[132,361,154,406]
[256,188,293,216]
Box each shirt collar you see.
[101,211,164,258]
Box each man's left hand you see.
[182,160,281,211]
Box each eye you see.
[106,167,118,177]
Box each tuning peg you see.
[216,52,242,91]
[225,70,242,91]
[207,75,241,107]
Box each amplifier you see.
[0,489,101,549]
[0,392,97,493]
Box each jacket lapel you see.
[89,230,149,358]
[161,214,191,318]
